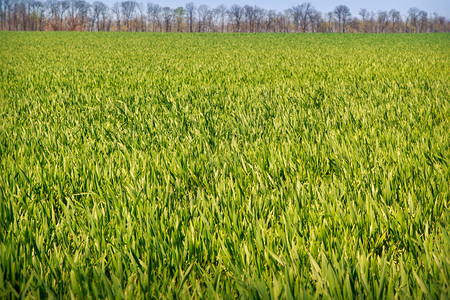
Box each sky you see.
[141,0,450,17]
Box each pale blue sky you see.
[143,0,450,17]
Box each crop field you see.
[0,32,449,298]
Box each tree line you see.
[1,0,449,33]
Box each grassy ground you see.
[0,32,449,298]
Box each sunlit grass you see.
[0,32,449,298]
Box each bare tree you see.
[368,11,376,33]
[309,9,322,32]
[47,0,59,20]
[29,0,46,30]
[111,2,120,30]
[147,3,160,31]
[6,0,15,30]
[135,3,146,32]
[64,0,76,27]
[121,1,136,31]
[13,1,27,30]
[292,3,313,32]
[389,9,400,32]
[197,4,209,32]
[418,10,427,33]
[161,6,172,32]
[74,0,90,30]
[359,8,369,32]
[283,9,292,32]
[91,1,106,30]
[184,2,194,32]
[254,6,265,32]
[243,5,256,32]
[213,4,226,32]
[429,12,443,32]
[408,7,419,32]
[334,5,351,32]
[377,10,388,33]
[0,0,4,29]
[228,4,243,32]
[59,0,69,28]
[266,9,276,32]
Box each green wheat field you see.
[0,32,449,298]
